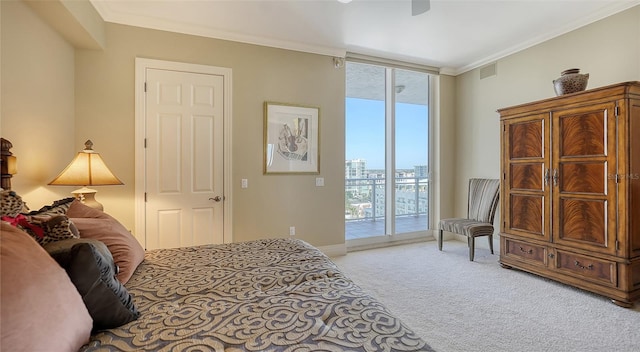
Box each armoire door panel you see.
[560,162,606,195]
[509,194,544,236]
[558,198,607,247]
[510,163,544,191]
[509,119,544,159]
[559,109,606,157]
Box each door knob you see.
[209,196,223,202]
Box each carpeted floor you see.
[331,239,640,352]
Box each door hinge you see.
[615,240,620,251]
[144,82,147,93]
[144,192,147,202]
[144,138,147,148]
[615,174,620,183]
[615,106,619,117]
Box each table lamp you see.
[49,140,123,210]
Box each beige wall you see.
[432,75,457,224]
[452,6,640,247]
[74,23,345,247]
[1,1,77,207]
[1,0,346,248]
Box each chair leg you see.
[438,230,443,251]
[469,236,475,261]
[488,234,494,254]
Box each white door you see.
[144,68,224,249]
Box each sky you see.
[345,97,428,170]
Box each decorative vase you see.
[553,68,589,96]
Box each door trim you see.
[134,58,233,248]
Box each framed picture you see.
[264,102,320,174]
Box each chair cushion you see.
[439,218,494,238]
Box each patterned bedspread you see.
[82,238,434,351]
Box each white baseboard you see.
[318,243,347,257]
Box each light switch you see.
[241,179,248,188]
[315,177,324,187]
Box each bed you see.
[83,238,432,351]
[1,137,434,352]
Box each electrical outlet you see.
[241,179,248,188]
[289,226,295,236]
[315,177,324,187]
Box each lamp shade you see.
[49,140,123,186]
[7,155,17,175]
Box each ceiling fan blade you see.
[412,0,430,16]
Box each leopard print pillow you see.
[10,197,79,246]
[21,214,80,246]
[1,190,26,217]
[26,197,75,217]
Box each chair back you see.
[467,178,500,223]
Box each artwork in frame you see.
[264,102,320,174]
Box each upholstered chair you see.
[438,178,500,261]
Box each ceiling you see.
[90,0,639,75]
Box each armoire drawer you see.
[554,250,617,287]
[503,238,547,267]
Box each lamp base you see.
[71,187,103,211]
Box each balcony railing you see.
[345,176,429,239]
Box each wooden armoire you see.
[498,81,640,307]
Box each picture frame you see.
[264,102,320,174]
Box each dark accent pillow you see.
[45,238,117,275]
[53,239,140,330]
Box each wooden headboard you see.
[1,137,15,190]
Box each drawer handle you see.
[574,261,594,270]
[519,246,533,254]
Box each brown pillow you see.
[68,200,145,284]
[67,199,105,218]
[0,222,93,351]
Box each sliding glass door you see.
[345,61,430,244]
